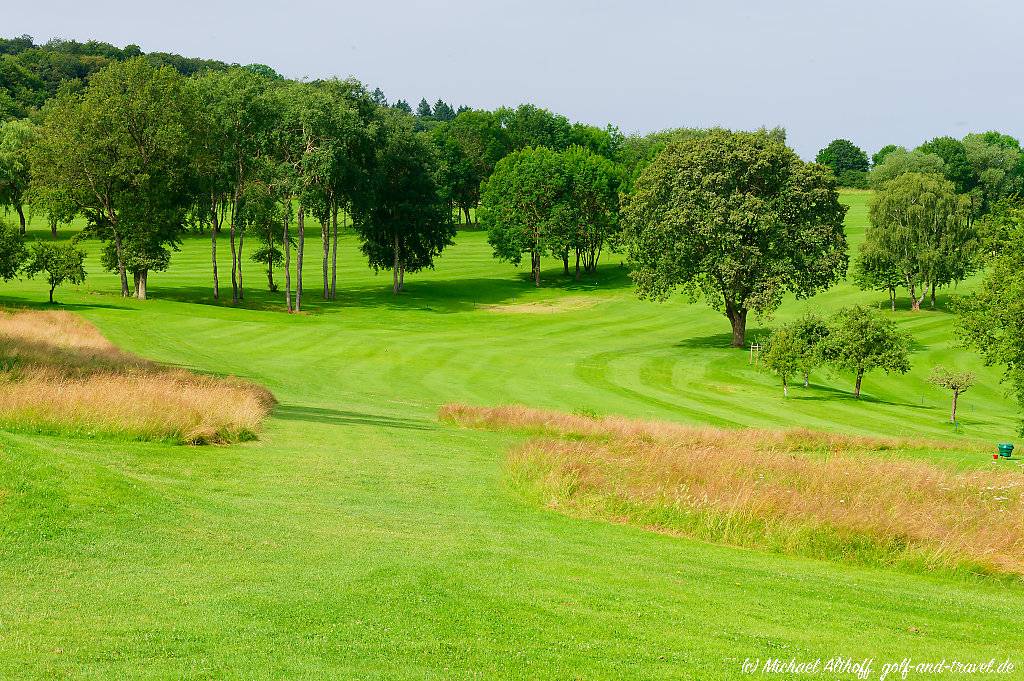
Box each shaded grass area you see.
[442,404,1024,577]
[0,309,275,443]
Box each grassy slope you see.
[1,193,1022,679]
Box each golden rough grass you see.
[0,309,275,444]
[441,404,1024,576]
[0,309,148,372]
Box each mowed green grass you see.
[0,192,1022,679]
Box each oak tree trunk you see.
[726,306,747,348]
[16,204,26,235]
[854,370,864,398]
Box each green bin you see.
[998,443,1015,458]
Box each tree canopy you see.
[863,172,975,310]
[29,57,201,299]
[622,129,848,347]
[825,305,911,398]
[815,138,869,187]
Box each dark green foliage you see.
[837,169,868,188]
[815,139,869,179]
[23,239,86,302]
[432,99,455,122]
[622,129,848,347]
[351,111,453,293]
[242,64,283,80]
[0,35,228,117]
[430,109,508,224]
[916,136,974,193]
[871,144,904,167]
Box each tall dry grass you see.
[441,404,1024,576]
[0,309,275,444]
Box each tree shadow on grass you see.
[273,404,433,430]
[146,265,634,315]
[673,328,772,350]
[861,291,964,315]
[0,297,132,313]
[784,382,932,410]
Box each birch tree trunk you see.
[284,213,292,313]
[296,205,305,312]
[211,203,220,300]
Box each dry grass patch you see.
[441,404,1024,577]
[0,309,274,444]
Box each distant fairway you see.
[1,192,1022,678]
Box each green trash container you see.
[998,443,1015,458]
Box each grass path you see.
[1,193,1023,678]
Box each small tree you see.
[0,220,26,280]
[926,366,975,424]
[825,305,911,398]
[791,314,830,387]
[762,325,802,397]
[23,240,86,303]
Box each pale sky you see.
[7,0,1024,158]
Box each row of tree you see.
[762,307,975,422]
[815,133,1024,200]
[761,307,910,399]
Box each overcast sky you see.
[8,1,1023,158]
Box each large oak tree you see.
[622,129,848,347]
